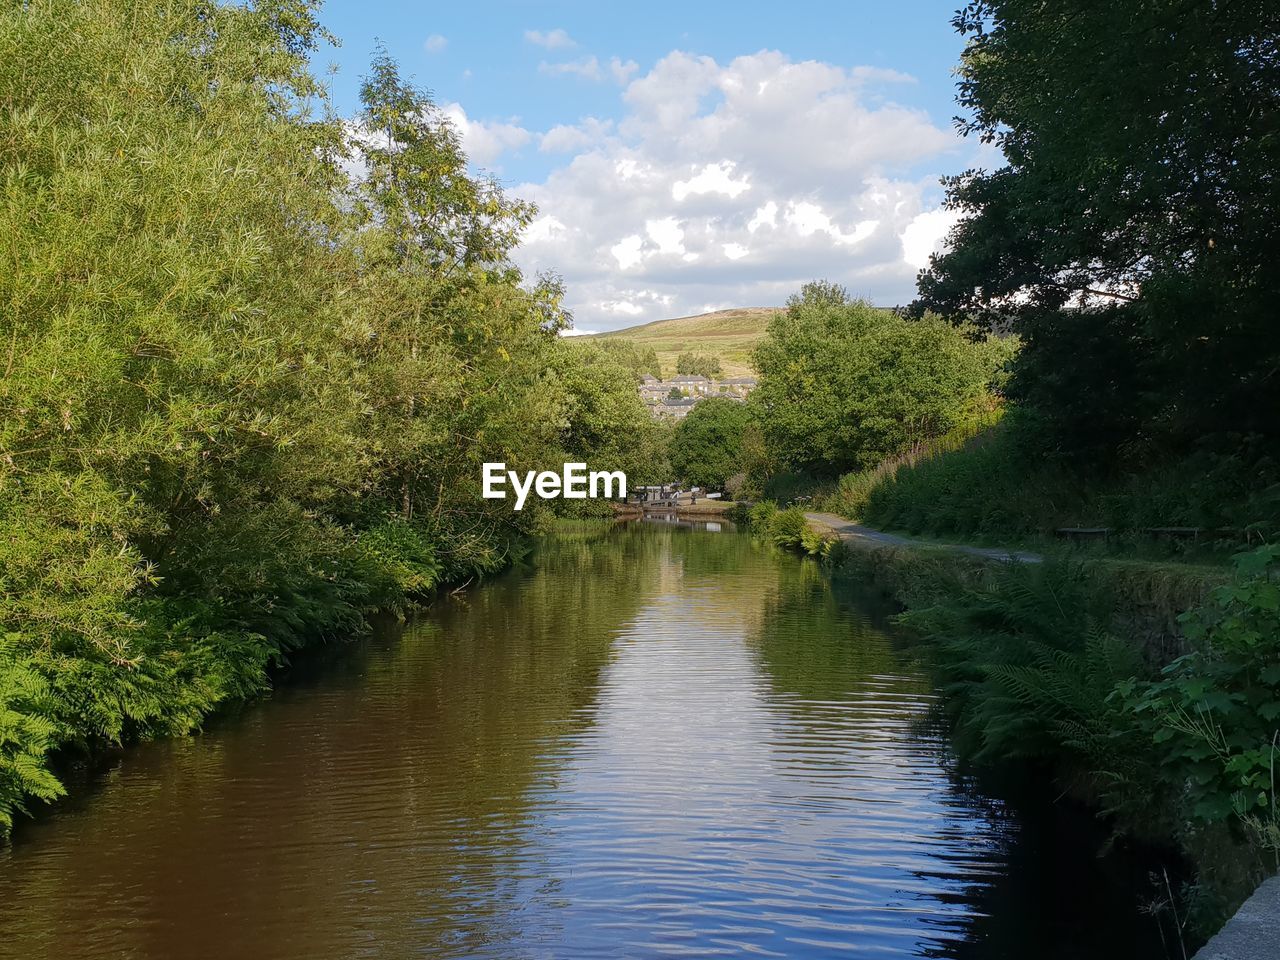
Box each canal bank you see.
[0,523,1181,958]
[790,510,1272,952]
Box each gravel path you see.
[803,512,1043,564]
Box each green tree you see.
[669,398,753,490]
[914,0,1280,454]
[675,351,722,378]
[549,340,669,486]
[753,283,1007,476]
[0,1,654,834]
[0,0,357,830]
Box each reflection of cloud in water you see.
[501,538,1012,958]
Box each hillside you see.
[591,307,780,377]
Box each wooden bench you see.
[1055,527,1112,541]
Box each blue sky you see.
[316,1,985,331]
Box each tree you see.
[668,398,754,490]
[753,283,1008,475]
[549,340,669,486]
[0,4,651,832]
[675,352,722,378]
[914,0,1280,453]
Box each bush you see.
[1123,546,1280,865]
[752,282,1010,476]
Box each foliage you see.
[878,546,1280,928]
[746,503,832,558]
[0,650,67,835]
[1123,547,1280,865]
[0,0,650,834]
[582,338,662,379]
[752,282,1009,476]
[818,416,999,523]
[854,412,1280,543]
[915,0,1280,454]
[668,398,752,490]
[675,351,722,378]
[897,563,1152,806]
[548,340,670,486]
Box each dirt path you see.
[803,512,1043,564]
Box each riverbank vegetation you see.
[826,544,1278,939]
[729,0,1280,937]
[0,0,660,835]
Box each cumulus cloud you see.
[423,34,447,54]
[507,50,967,330]
[440,103,531,168]
[524,28,576,50]
[539,55,639,85]
[540,117,615,154]
[901,207,963,269]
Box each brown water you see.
[0,523,1170,959]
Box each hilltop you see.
[590,307,781,377]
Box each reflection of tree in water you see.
[0,527,669,960]
[912,770,1181,960]
[747,562,1174,960]
[0,527,1177,960]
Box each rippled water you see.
[0,524,1168,959]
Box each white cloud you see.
[524,28,576,50]
[424,34,447,54]
[600,299,646,316]
[747,201,778,233]
[509,49,968,329]
[901,207,963,269]
[645,217,685,256]
[672,162,750,202]
[540,55,640,85]
[611,235,643,270]
[540,56,603,81]
[540,118,614,153]
[524,215,567,244]
[440,103,531,168]
[610,58,640,85]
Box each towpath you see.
[803,512,1043,564]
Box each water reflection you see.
[0,526,1166,959]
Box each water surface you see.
[0,524,1167,958]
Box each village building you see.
[637,372,759,417]
[669,374,712,395]
[655,397,698,420]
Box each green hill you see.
[590,307,780,377]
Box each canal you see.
[0,523,1170,958]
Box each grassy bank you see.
[818,412,1280,557]
[740,501,1277,939]
[835,542,1277,941]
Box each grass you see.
[591,307,781,377]
[810,412,1278,569]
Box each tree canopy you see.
[753,283,1008,476]
[668,399,753,490]
[675,352,722,379]
[914,0,1280,453]
[0,0,654,834]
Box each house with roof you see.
[670,374,712,395]
[715,376,758,398]
[655,397,698,420]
